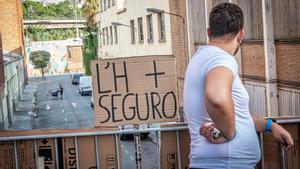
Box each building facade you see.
[0,0,27,81]
[97,0,173,58]
[96,0,189,106]
[0,0,27,129]
[0,51,24,129]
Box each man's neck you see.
[208,39,236,56]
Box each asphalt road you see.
[29,75,158,169]
[31,75,94,129]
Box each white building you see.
[96,0,189,106]
[97,0,183,58]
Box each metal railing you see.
[0,119,299,169]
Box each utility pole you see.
[74,0,79,38]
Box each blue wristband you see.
[265,118,273,133]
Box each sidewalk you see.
[9,85,37,130]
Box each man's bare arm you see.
[252,116,294,151]
[205,67,235,139]
[252,116,266,132]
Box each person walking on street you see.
[183,3,294,169]
[59,85,63,100]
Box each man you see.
[59,85,63,100]
[183,3,294,169]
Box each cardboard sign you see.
[63,137,77,169]
[62,131,121,169]
[91,56,178,126]
[77,136,97,169]
[38,138,56,169]
[98,135,121,169]
[160,125,190,169]
[0,141,15,169]
[16,140,36,169]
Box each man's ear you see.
[237,28,245,44]
[207,28,212,37]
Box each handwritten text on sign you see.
[91,56,178,126]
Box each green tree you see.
[22,0,82,20]
[82,0,99,75]
[29,50,51,79]
[82,0,99,27]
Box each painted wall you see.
[25,39,84,77]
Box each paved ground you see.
[122,137,158,169]
[30,75,94,129]
[29,75,158,169]
[9,84,38,130]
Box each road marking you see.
[130,156,134,161]
[64,117,68,122]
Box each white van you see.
[78,76,92,96]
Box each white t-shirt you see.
[184,45,261,169]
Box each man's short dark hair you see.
[209,3,244,39]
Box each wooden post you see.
[185,0,195,59]
[229,0,243,75]
[204,0,212,43]
[262,0,279,116]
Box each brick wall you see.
[241,41,300,88]
[0,0,27,81]
[276,43,300,84]
[169,0,189,105]
[241,42,265,79]
[0,0,25,55]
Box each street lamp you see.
[146,8,185,24]
[111,22,137,31]
[147,8,187,122]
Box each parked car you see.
[78,76,92,96]
[119,124,153,140]
[71,74,83,85]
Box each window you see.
[112,0,115,6]
[110,26,113,44]
[108,0,111,8]
[116,0,126,13]
[102,28,105,45]
[106,27,109,44]
[104,0,107,10]
[130,20,135,43]
[147,14,153,42]
[100,0,103,12]
[158,13,166,41]
[137,17,144,42]
[114,26,118,44]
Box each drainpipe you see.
[0,92,4,129]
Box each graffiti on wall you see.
[26,38,83,77]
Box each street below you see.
[30,75,158,169]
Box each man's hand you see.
[200,122,228,144]
[270,123,294,151]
